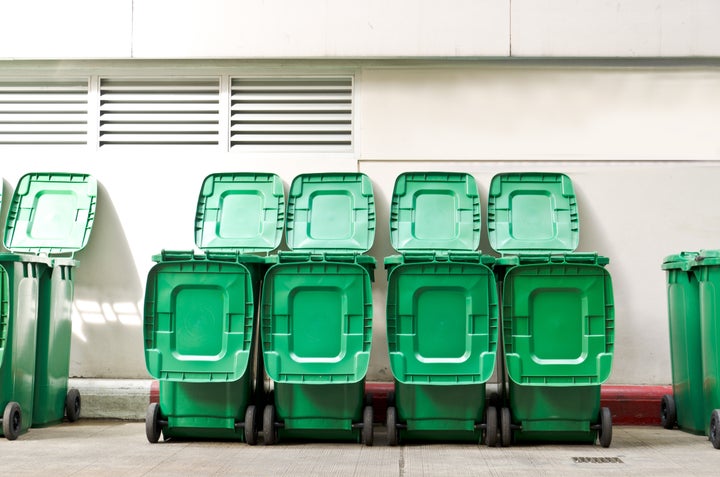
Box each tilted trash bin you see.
[144,173,284,444]
[384,172,499,446]
[489,172,615,447]
[261,173,375,445]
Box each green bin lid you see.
[488,172,579,255]
[194,173,284,254]
[662,251,701,271]
[286,172,375,253]
[4,172,97,255]
[389,172,480,252]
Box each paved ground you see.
[2,421,719,476]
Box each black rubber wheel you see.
[485,406,497,447]
[65,388,81,422]
[362,405,374,446]
[245,405,258,446]
[386,406,399,446]
[500,407,512,447]
[661,394,677,430]
[598,407,612,448]
[710,409,720,449]
[145,403,162,443]
[2,402,22,441]
[263,405,277,445]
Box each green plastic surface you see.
[159,379,252,441]
[508,383,600,443]
[285,173,375,253]
[0,256,46,438]
[389,172,480,252]
[394,382,486,442]
[488,172,579,255]
[261,261,373,384]
[4,173,97,255]
[386,261,498,384]
[194,173,285,253]
[273,381,365,441]
[144,257,255,382]
[503,263,614,386]
[663,262,705,434]
[32,259,77,427]
[690,251,720,435]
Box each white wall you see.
[1,0,719,59]
[2,61,718,385]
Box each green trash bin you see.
[663,250,720,448]
[660,252,706,435]
[383,172,499,446]
[143,173,284,444]
[261,173,376,445]
[489,172,615,447]
[1,172,95,439]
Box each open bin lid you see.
[389,172,481,253]
[487,172,579,255]
[285,172,375,253]
[194,173,284,254]
[4,172,97,256]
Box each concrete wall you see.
[1,60,718,386]
[1,1,719,59]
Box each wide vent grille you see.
[0,80,88,145]
[230,77,353,151]
[99,78,220,146]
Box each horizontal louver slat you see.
[99,78,220,147]
[230,76,352,151]
[0,79,88,145]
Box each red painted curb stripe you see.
[149,381,670,426]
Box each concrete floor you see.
[2,421,720,476]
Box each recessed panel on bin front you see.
[285,173,375,253]
[503,263,614,385]
[144,260,254,382]
[261,262,372,383]
[389,172,481,252]
[194,173,284,254]
[386,262,497,384]
[487,172,578,255]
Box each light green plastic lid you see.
[194,173,284,253]
[389,172,480,252]
[488,172,579,254]
[286,172,375,252]
[4,172,97,255]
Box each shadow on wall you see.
[70,181,148,378]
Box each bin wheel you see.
[660,394,677,430]
[598,407,612,448]
[2,402,22,441]
[65,388,81,422]
[145,403,162,444]
[488,392,500,409]
[362,405,374,446]
[500,407,512,447]
[386,406,399,446]
[710,409,720,449]
[263,404,277,446]
[485,406,497,447]
[244,405,258,446]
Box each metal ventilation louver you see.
[230,77,353,151]
[99,78,220,146]
[0,79,88,145]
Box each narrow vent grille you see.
[99,78,220,146]
[230,77,353,151]
[0,80,88,145]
